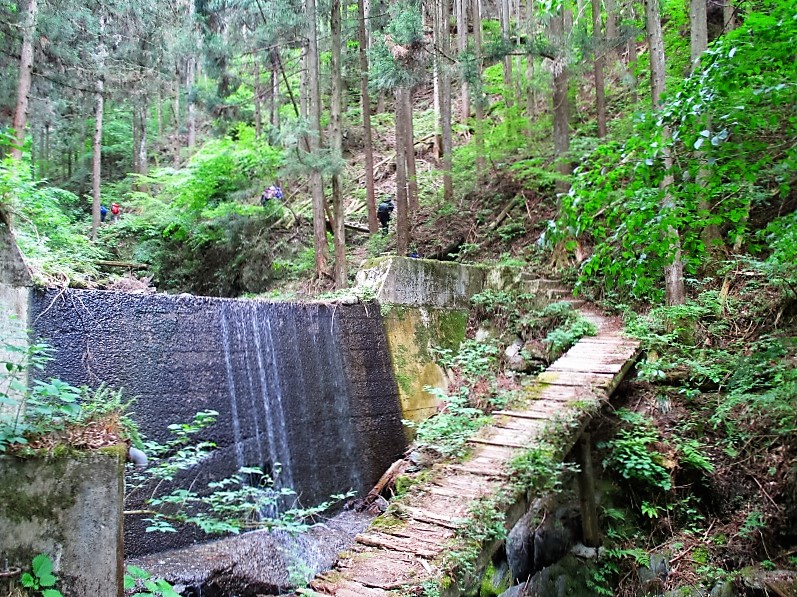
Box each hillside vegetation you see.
[0,0,794,593]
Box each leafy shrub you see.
[404,386,490,459]
[600,409,672,492]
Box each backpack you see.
[378,201,392,215]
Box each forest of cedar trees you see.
[0,0,795,593]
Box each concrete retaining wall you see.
[0,220,32,411]
[0,450,125,596]
[355,257,566,429]
[31,289,406,556]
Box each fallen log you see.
[96,260,148,269]
[356,459,409,510]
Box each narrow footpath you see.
[308,308,641,597]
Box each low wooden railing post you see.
[576,432,601,547]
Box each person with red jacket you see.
[111,202,120,222]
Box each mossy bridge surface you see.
[308,308,641,597]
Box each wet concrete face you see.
[31,290,405,556]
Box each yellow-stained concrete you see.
[381,306,468,432]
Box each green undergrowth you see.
[590,283,796,594]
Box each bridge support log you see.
[576,432,601,548]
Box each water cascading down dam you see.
[31,289,408,556]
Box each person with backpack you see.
[260,184,284,207]
[100,205,108,223]
[110,202,120,222]
[377,198,394,236]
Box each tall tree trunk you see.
[689,0,707,72]
[358,0,378,233]
[403,88,418,213]
[593,0,607,137]
[457,0,470,122]
[439,0,453,202]
[723,0,736,31]
[137,101,148,175]
[501,0,513,108]
[430,0,442,158]
[525,0,535,120]
[646,0,685,305]
[187,55,197,151]
[306,0,330,279]
[605,0,618,48]
[394,87,410,255]
[551,7,571,197]
[330,0,347,288]
[156,88,163,139]
[690,0,722,253]
[254,54,262,139]
[173,75,181,167]
[132,109,140,173]
[11,0,38,161]
[92,78,104,241]
[473,0,485,174]
[626,0,638,103]
[271,49,280,129]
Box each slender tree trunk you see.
[723,0,736,31]
[11,0,38,161]
[439,0,453,202]
[606,0,618,48]
[429,0,442,158]
[300,47,309,121]
[358,0,378,233]
[646,0,685,305]
[394,87,410,255]
[92,78,104,241]
[690,0,722,253]
[44,122,50,175]
[271,49,280,129]
[132,109,140,173]
[473,0,485,174]
[551,7,571,197]
[137,101,148,175]
[404,88,418,213]
[306,0,330,279]
[525,0,535,120]
[156,88,163,139]
[254,54,262,139]
[330,0,347,288]
[187,55,197,151]
[457,0,470,122]
[173,75,181,167]
[501,0,513,108]
[689,0,707,72]
[626,0,638,103]
[593,0,607,137]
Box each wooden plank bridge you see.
[308,308,641,597]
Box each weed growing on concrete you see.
[403,386,490,459]
[0,323,139,453]
[19,554,63,597]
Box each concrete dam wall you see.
[31,289,406,556]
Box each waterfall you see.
[31,288,407,557]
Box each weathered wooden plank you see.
[309,578,391,597]
[445,461,511,478]
[355,531,442,558]
[468,437,529,449]
[402,506,463,529]
[339,549,437,589]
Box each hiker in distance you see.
[377,197,394,236]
